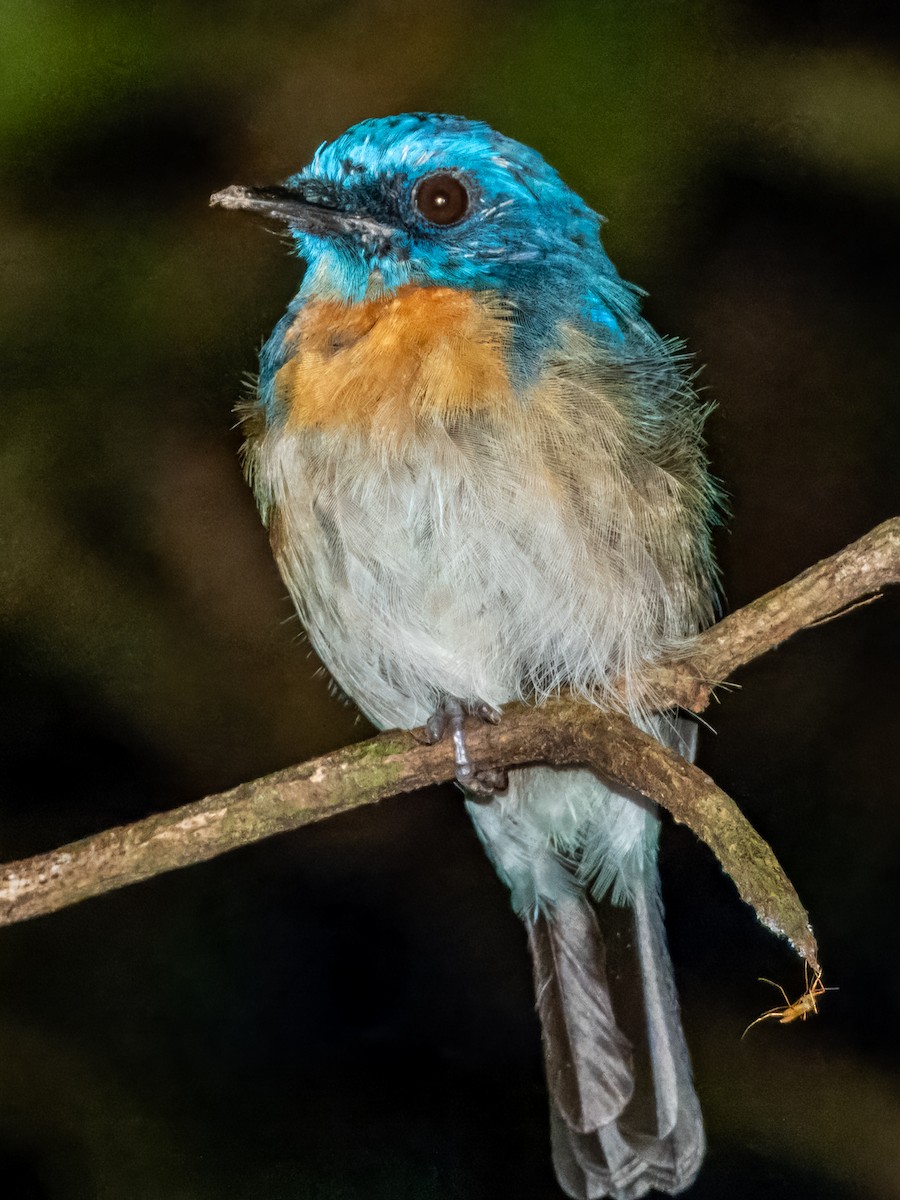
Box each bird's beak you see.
[210,183,393,245]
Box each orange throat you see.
[275,285,515,434]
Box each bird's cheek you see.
[297,246,369,303]
[371,250,414,293]
[406,246,470,289]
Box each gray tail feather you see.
[527,878,704,1199]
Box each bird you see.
[212,112,719,1199]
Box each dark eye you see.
[414,173,470,226]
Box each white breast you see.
[250,393,702,731]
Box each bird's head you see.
[213,113,640,342]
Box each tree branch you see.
[2,518,897,949]
[644,517,899,710]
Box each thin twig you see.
[644,517,899,710]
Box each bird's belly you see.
[257,419,665,732]
[268,437,533,728]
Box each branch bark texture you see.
[645,517,899,710]
[2,518,897,952]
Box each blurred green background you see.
[1,1,898,1197]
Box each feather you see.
[528,901,635,1132]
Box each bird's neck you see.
[271,284,517,436]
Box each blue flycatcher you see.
[213,112,719,1199]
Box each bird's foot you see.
[424,697,507,798]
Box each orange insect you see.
[741,963,837,1039]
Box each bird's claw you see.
[425,697,507,797]
[473,701,502,725]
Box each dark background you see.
[1,1,898,1197]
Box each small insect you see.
[741,963,837,1039]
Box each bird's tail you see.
[530,878,703,1199]
[467,764,703,1199]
